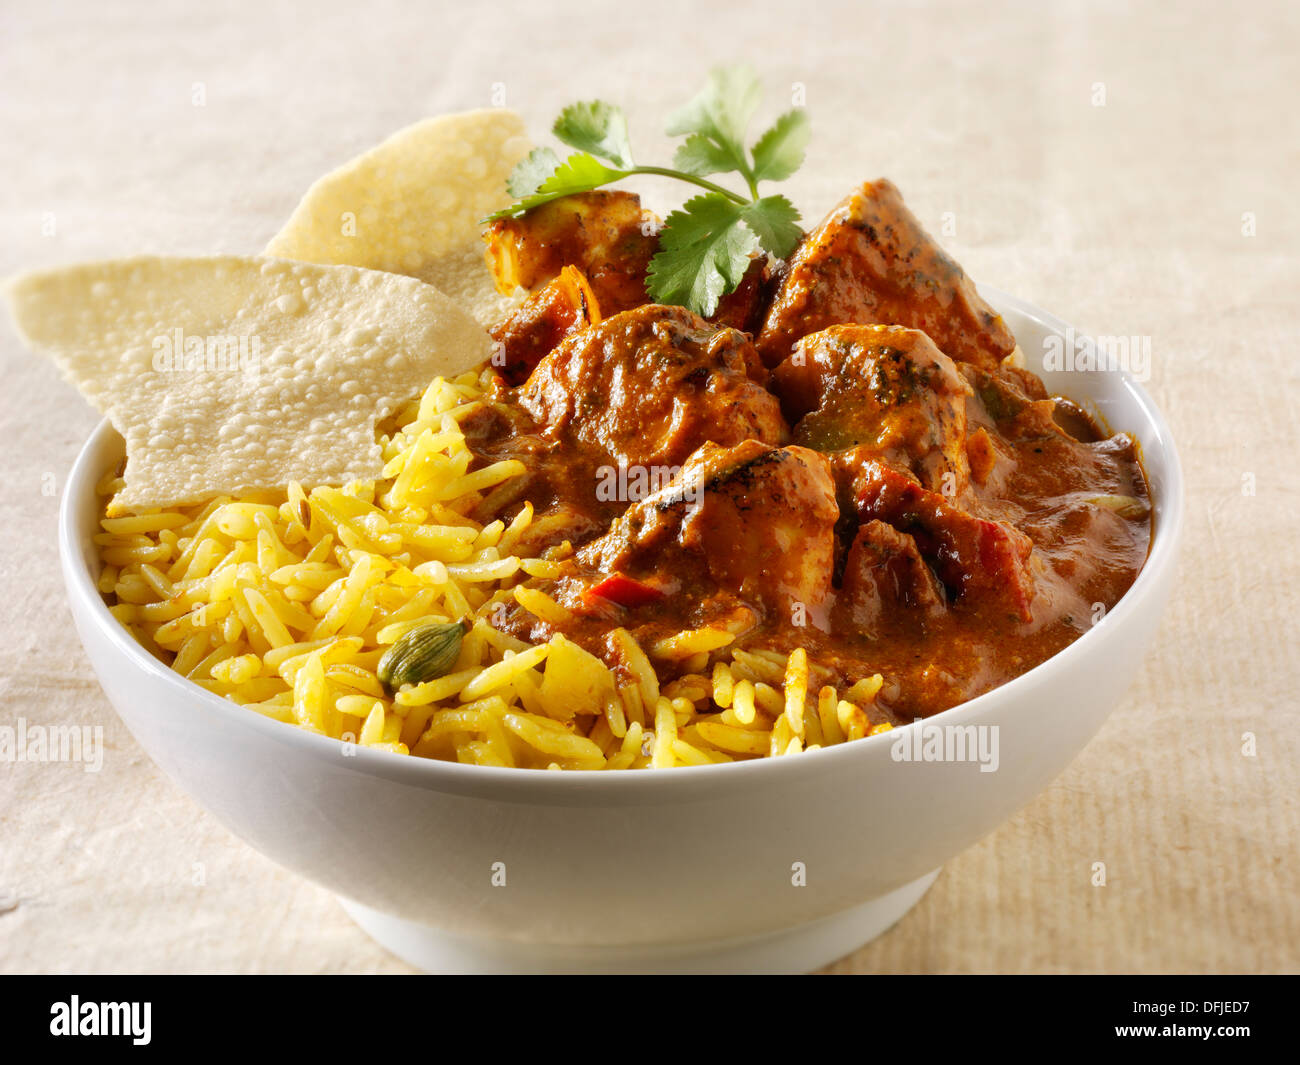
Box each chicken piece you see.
[774,324,972,497]
[963,363,1070,442]
[756,179,1018,370]
[835,519,946,633]
[576,439,840,625]
[484,190,659,315]
[488,266,601,385]
[518,304,787,471]
[710,256,772,335]
[855,461,1036,623]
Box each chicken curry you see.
[466,179,1150,723]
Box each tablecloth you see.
[1,0,1296,973]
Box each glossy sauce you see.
[472,182,1152,725]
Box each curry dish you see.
[22,101,1157,767]
[470,179,1151,724]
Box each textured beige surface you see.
[1,0,1296,973]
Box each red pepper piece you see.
[587,573,665,609]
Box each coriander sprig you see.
[483,65,810,317]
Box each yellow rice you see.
[96,368,893,770]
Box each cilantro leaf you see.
[507,146,561,198]
[666,65,762,149]
[484,152,628,222]
[739,195,803,258]
[553,101,634,168]
[537,153,626,196]
[665,65,762,180]
[646,193,759,316]
[486,67,812,311]
[749,109,811,184]
[671,133,736,177]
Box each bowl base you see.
[338,868,939,974]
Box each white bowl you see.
[58,288,1183,973]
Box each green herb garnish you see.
[483,64,810,317]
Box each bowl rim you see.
[58,285,1185,799]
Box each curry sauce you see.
[469,181,1151,724]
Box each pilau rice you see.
[95,368,893,770]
